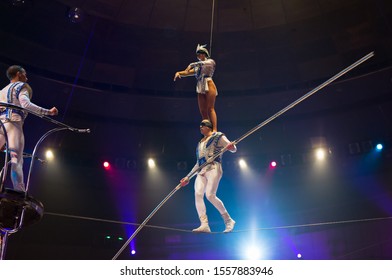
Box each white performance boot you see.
[222,212,235,233]
[192,214,211,233]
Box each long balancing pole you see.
[112,51,374,260]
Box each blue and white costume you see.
[187,132,236,226]
[0,82,52,191]
[188,58,217,95]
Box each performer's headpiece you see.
[200,119,213,129]
[196,44,210,57]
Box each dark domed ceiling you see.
[1,0,391,94]
[0,0,391,157]
[1,1,392,261]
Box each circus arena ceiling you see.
[0,0,392,261]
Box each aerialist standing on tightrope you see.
[174,44,219,132]
[180,119,237,233]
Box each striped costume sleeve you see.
[18,87,50,115]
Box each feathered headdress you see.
[196,44,210,57]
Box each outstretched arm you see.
[18,86,58,116]
[174,64,197,81]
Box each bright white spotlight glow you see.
[148,158,156,168]
[315,148,326,161]
[244,245,263,260]
[131,250,136,255]
[376,143,383,151]
[270,161,277,168]
[238,159,247,169]
[103,161,110,169]
[45,150,54,160]
[297,253,302,259]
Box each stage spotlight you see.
[310,136,327,148]
[297,253,302,259]
[244,245,263,260]
[131,249,136,255]
[238,159,247,169]
[68,7,84,23]
[148,158,156,169]
[376,143,383,151]
[315,148,326,161]
[45,150,54,160]
[103,161,110,169]
[270,161,277,168]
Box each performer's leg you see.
[0,127,5,146]
[206,80,218,132]
[205,165,235,232]
[0,136,5,154]
[193,174,210,232]
[194,174,207,216]
[7,122,25,192]
[0,125,6,186]
[197,93,209,120]
[204,165,226,213]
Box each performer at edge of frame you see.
[0,65,58,192]
[174,44,219,132]
[180,119,237,233]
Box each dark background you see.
[0,0,392,260]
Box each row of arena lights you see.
[101,144,384,170]
[103,158,156,170]
[38,143,384,169]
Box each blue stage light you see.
[376,143,383,151]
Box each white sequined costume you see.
[0,82,52,191]
[187,132,237,218]
[188,58,217,95]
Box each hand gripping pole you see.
[112,51,374,260]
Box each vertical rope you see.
[111,51,374,260]
[209,0,216,56]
